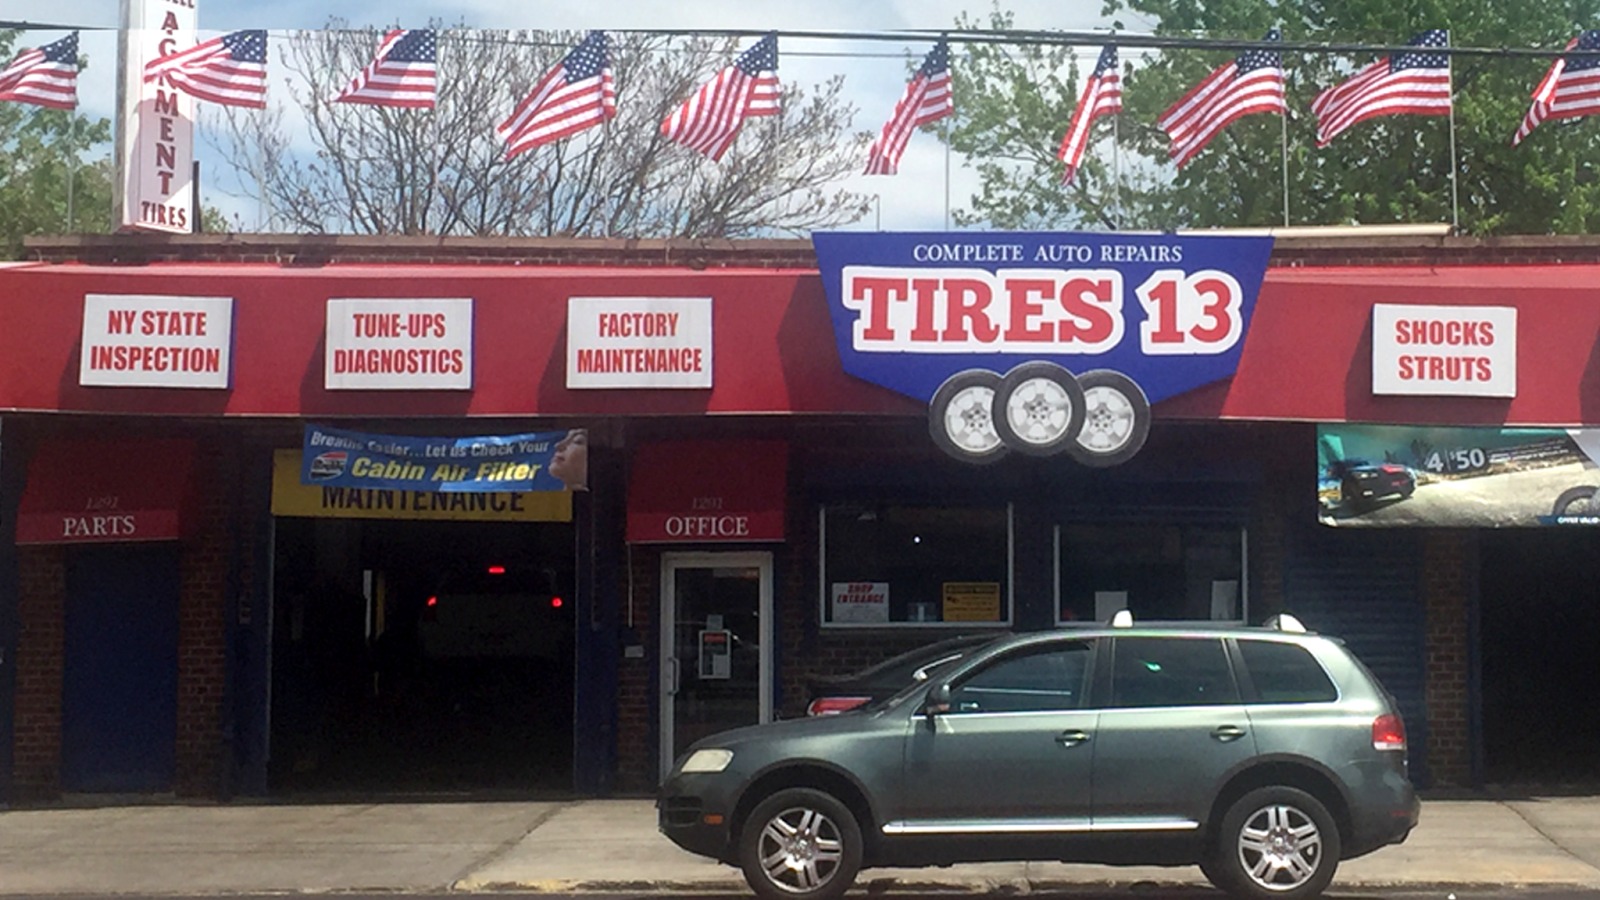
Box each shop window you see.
[820,504,1011,628]
[1055,524,1245,624]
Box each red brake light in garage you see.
[426,596,438,607]
[807,696,872,716]
[487,565,506,575]
[1373,713,1407,751]
[551,596,564,608]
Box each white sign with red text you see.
[1372,304,1517,397]
[80,294,234,388]
[117,0,197,233]
[840,265,1244,356]
[567,297,713,389]
[830,582,890,624]
[325,298,474,390]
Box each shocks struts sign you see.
[812,231,1274,467]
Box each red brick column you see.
[174,442,230,796]
[14,545,64,800]
[615,544,658,794]
[1422,529,1472,786]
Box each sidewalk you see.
[2,793,1600,895]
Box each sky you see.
[16,0,1127,232]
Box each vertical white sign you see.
[117,0,197,233]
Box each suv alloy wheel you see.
[738,787,864,900]
[1211,786,1342,900]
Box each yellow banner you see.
[942,582,1003,622]
[271,450,571,522]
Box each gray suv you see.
[659,615,1418,900]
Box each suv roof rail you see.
[1264,613,1308,633]
[1108,609,1135,628]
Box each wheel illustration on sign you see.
[928,369,1009,464]
[1067,369,1152,468]
[1552,485,1600,518]
[992,361,1087,457]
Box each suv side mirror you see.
[924,683,952,716]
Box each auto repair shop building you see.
[0,230,1596,803]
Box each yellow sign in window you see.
[942,582,1002,622]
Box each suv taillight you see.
[1372,713,1407,751]
[807,696,871,716]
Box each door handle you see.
[1055,730,1091,747]
[1211,725,1247,742]
[667,657,680,695]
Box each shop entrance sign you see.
[813,231,1273,468]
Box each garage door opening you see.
[1480,527,1600,784]
[269,516,576,794]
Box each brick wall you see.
[9,422,234,801]
[1422,530,1473,786]
[13,545,64,801]
[173,440,232,797]
[24,231,1600,269]
[615,543,658,794]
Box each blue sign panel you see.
[811,231,1274,467]
[301,424,588,492]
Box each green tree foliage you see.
[945,2,1600,233]
[0,31,116,258]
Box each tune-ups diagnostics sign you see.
[812,232,1274,467]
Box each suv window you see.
[1111,637,1239,708]
[1238,639,1338,703]
[949,641,1090,713]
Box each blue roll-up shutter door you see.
[1282,527,1429,787]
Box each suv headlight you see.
[680,748,734,773]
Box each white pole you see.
[943,118,951,230]
[1447,35,1461,232]
[1280,108,1290,227]
[1112,105,1121,229]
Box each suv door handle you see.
[1055,730,1091,747]
[1211,725,1247,742]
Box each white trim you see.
[659,551,774,782]
[881,817,1197,835]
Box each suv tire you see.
[1208,786,1341,900]
[739,787,863,900]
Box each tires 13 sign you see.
[812,231,1273,468]
[1318,424,1600,527]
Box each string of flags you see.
[4,27,1600,176]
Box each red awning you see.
[627,440,788,543]
[17,439,196,545]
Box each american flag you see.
[334,29,436,108]
[1057,45,1121,185]
[1159,30,1285,168]
[498,31,616,159]
[1312,29,1452,147]
[1513,30,1600,145]
[144,29,268,109]
[0,32,78,110]
[864,39,952,176]
[661,33,780,161]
